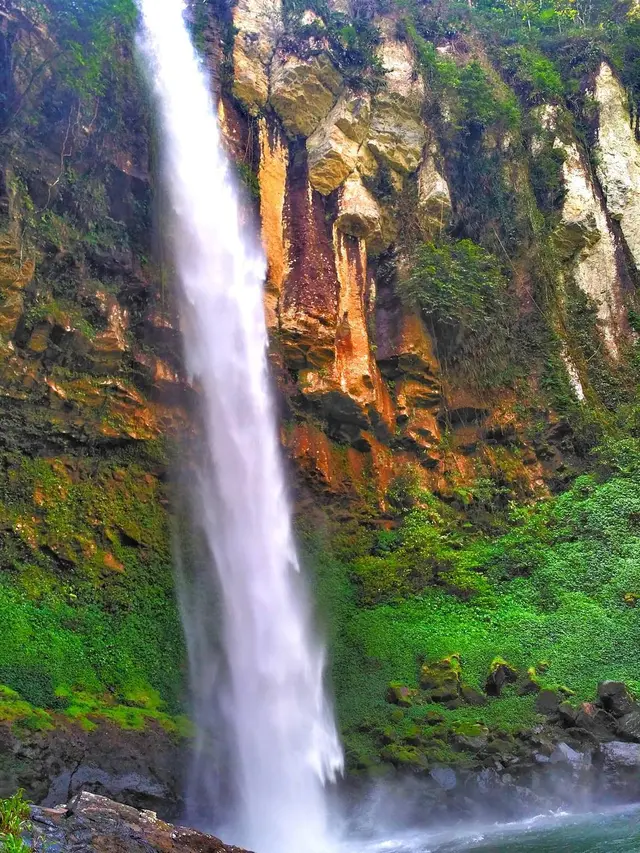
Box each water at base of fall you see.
[343,805,640,853]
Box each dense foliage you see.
[307,441,640,768]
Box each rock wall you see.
[224,0,640,503]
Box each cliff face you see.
[224,0,636,503]
[2,0,640,806]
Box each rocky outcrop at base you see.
[31,792,248,853]
[0,719,185,820]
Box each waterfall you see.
[135,2,344,852]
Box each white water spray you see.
[136,2,343,851]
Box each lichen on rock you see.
[270,51,343,138]
[307,92,371,195]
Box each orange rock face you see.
[239,115,557,504]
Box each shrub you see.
[498,46,564,102]
[458,61,521,131]
[398,239,515,383]
[400,240,509,335]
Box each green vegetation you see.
[0,790,30,853]
[10,0,137,110]
[0,454,186,732]
[398,239,516,385]
[283,0,384,89]
[400,239,510,337]
[305,439,640,768]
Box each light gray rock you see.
[430,767,457,790]
[549,742,591,770]
[601,740,640,769]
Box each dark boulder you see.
[0,719,184,819]
[600,740,640,770]
[616,710,640,741]
[536,689,561,716]
[597,681,636,717]
[598,741,640,797]
[572,702,616,740]
[485,659,518,697]
[460,684,487,706]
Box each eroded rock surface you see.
[232,0,282,113]
[594,62,640,269]
[270,51,342,137]
[31,792,247,853]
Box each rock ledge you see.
[31,792,249,853]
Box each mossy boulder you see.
[386,682,417,707]
[536,688,562,716]
[419,654,461,701]
[380,742,428,769]
[517,667,542,696]
[460,684,488,706]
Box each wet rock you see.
[270,52,342,138]
[536,689,561,716]
[0,718,184,819]
[485,659,518,697]
[31,792,247,853]
[600,740,640,769]
[597,681,636,717]
[549,742,591,770]
[616,710,640,741]
[430,767,457,790]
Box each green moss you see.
[0,453,185,727]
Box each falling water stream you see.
[136,2,343,852]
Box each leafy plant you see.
[0,790,30,853]
[400,239,509,335]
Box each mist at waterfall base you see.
[135,3,640,853]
